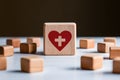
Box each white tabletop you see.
[0,37,120,80]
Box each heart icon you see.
[48,31,72,51]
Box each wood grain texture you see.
[27,37,40,47]
[110,47,120,59]
[104,37,116,45]
[20,43,37,53]
[113,58,120,73]
[0,45,14,57]
[44,22,76,56]
[80,38,95,49]
[6,38,21,48]
[97,42,115,53]
[81,54,103,70]
[21,56,43,73]
[0,56,7,70]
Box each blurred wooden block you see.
[97,42,115,53]
[0,45,14,57]
[104,37,116,45]
[21,56,44,73]
[110,47,120,59]
[0,56,7,70]
[44,22,76,55]
[20,43,37,53]
[80,38,95,49]
[81,54,103,70]
[6,38,21,48]
[113,58,120,74]
[27,37,40,47]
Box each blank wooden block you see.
[21,56,43,73]
[97,42,115,53]
[80,38,95,49]
[104,37,116,45]
[20,43,37,53]
[0,56,7,70]
[44,22,76,55]
[110,47,120,59]
[7,38,21,48]
[0,45,14,56]
[27,37,40,47]
[81,54,103,70]
[113,58,120,74]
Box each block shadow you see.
[103,57,110,60]
[14,51,45,56]
[66,67,93,71]
[8,70,24,74]
[66,67,81,70]
[82,51,98,53]
[14,52,21,54]
[36,51,45,55]
[103,71,119,75]
[76,47,80,49]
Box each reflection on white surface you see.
[0,37,120,80]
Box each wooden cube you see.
[81,54,103,70]
[21,56,43,73]
[104,37,116,45]
[27,37,40,47]
[80,38,95,49]
[0,56,7,70]
[20,43,37,53]
[44,22,76,55]
[110,47,120,59]
[0,45,14,56]
[113,58,120,74]
[97,42,115,53]
[7,38,21,48]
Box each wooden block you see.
[80,38,95,49]
[81,54,103,70]
[113,57,120,74]
[104,37,116,45]
[27,37,40,47]
[21,56,43,73]
[110,47,120,59]
[97,42,115,53]
[0,45,14,56]
[44,22,76,55]
[0,56,7,70]
[20,43,37,53]
[6,38,21,48]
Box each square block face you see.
[80,40,87,48]
[27,37,40,47]
[6,38,21,48]
[110,47,120,59]
[21,58,30,72]
[44,23,76,55]
[113,58,120,73]
[0,46,14,57]
[81,54,103,70]
[0,57,6,70]
[80,39,94,49]
[20,43,36,53]
[97,43,106,53]
[21,56,43,73]
[97,42,115,53]
[81,57,93,69]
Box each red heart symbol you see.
[48,31,72,51]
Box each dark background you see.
[0,0,120,37]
